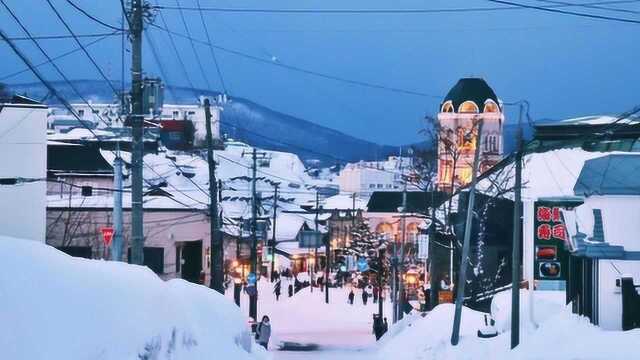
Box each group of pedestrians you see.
[347,284,381,306]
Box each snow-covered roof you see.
[321,194,367,211]
[476,148,639,201]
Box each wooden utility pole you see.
[451,118,484,345]
[129,0,144,265]
[205,98,223,293]
[511,103,524,348]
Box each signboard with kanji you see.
[533,201,569,281]
[299,230,323,248]
[417,234,429,260]
[101,227,114,247]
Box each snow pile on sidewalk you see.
[376,290,640,360]
[376,304,487,360]
[0,236,267,360]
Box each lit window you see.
[458,101,479,113]
[441,101,454,113]
[483,100,499,113]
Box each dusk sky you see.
[1,0,638,145]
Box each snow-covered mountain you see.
[7,80,402,166]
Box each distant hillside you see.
[8,80,403,165]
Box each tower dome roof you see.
[441,78,500,113]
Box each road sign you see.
[357,258,369,272]
[299,230,323,248]
[101,227,114,247]
[247,272,257,285]
[417,234,429,260]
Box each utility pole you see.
[398,184,408,321]
[249,147,259,323]
[325,209,330,304]
[378,240,385,318]
[511,103,524,349]
[205,98,223,293]
[129,0,144,265]
[451,118,484,345]
[312,191,320,293]
[270,183,279,282]
[111,149,124,261]
[429,183,438,310]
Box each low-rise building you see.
[0,95,48,241]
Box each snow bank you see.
[376,304,486,360]
[491,289,566,333]
[0,236,266,360]
[376,290,640,360]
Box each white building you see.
[0,95,48,241]
[337,156,415,195]
[562,154,640,330]
[49,97,221,146]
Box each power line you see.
[148,22,441,98]
[65,0,126,31]
[1,32,123,41]
[46,0,121,97]
[534,0,640,14]
[154,0,640,14]
[196,0,228,94]
[0,0,112,129]
[174,0,212,90]
[0,31,119,81]
[153,4,197,93]
[487,0,640,24]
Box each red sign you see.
[101,227,114,247]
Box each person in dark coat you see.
[348,289,355,305]
[256,315,272,350]
[362,289,369,305]
[373,314,384,340]
[288,283,294,297]
[273,279,282,301]
[382,317,389,335]
[373,286,379,304]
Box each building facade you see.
[437,78,504,192]
[0,95,48,241]
[337,156,415,195]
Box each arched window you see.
[441,101,454,113]
[458,101,479,113]
[376,223,394,238]
[483,134,499,153]
[483,100,499,113]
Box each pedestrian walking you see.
[362,289,369,305]
[256,315,272,350]
[288,283,294,298]
[273,279,282,301]
[382,317,389,335]
[373,286,379,304]
[348,289,355,305]
[373,314,384,341]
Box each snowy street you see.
[226,278,391,359]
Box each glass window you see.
[458,101,479,113]
[441,101,454,113]
[483,100,499,113]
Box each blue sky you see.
[1,0,639,145]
